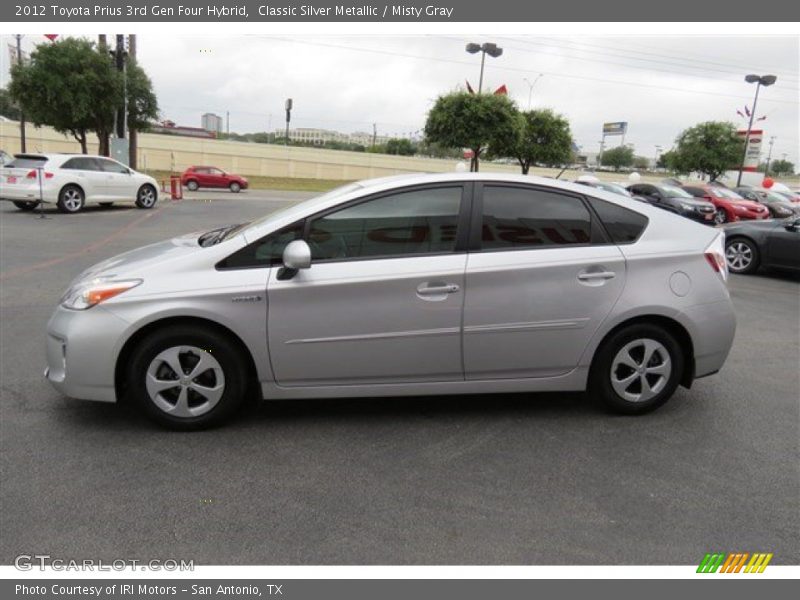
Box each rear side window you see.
[587,197,649,244]
[479,185,595,250]
[5,156,48,169]
[62,157,100,171]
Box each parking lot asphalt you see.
[1,193,798,566]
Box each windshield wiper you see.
[198,223,247,247]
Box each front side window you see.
[480,186,594,250]
[97,158,128,174]
[307,187,462,261]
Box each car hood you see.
[731,199,766,211]
[723,219,780,233]
[668,196,713,207]
[73,231,206,283]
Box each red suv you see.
[682,184,769,225]
[181,166,249,193]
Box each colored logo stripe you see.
[697,552,773,573]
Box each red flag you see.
[744,105,751,117]
[44,34,58,42]
[736,109,745,118]
[757,115,767,121]
[494,84,508,95]
[465,80,475,94]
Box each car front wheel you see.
[589,324,684,414]
[714,208,728,224]
[127,325,249,430]
[229,182,241,193]
[135,184,157,209]
[725,238,759,274]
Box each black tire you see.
[126,325,249,430]
[99,202,114,207]
[186,180,199,191]
[229,181,241,193]
[589,323,684,415]
[57,185,85,213]
[13,200,38,211]
[713,208,728,225]
[725,237,760,274]
[135,184,157,209]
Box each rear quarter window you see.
[587,197,648,244]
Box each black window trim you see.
[216,182,475,270]
[470,181,610,254]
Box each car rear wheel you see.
[713,208,728,224]
[229,182,241,193]
[13,200,38,211]
[57,185,85,213]
[725,238,759,274]
[589,324,684,414]
[186,180,199,191]
[127,325,249,430]
[135,184,157,209]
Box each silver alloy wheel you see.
[61,188,83,212]
[230,182,241,193]
[145,345,225,418]
[138,186,156,207]
[714,208,727,224]
[725,241,753,272]
[610,338,671,403]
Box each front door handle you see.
[578,271,616,281]
[417,282,460,295]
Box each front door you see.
[463,184,627,379]
[267,185,469,386]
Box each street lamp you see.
[523,74,543,110]
[465,42,503,93]
[737,74,777,186]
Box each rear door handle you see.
[417,283,460,295]
[578,271,616,281]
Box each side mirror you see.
[279,240,311,281]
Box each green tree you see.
[633,155,650,170]
[9,37,122,154]
[669,121,744,181]
[385,138,417,156]
[656,149,676,170]
[490,109,573,174]
[769,159,795,176]
[424,91,519,172]
[601,145,635,171]
[0,87,21,121]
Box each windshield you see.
[712,187,744,200]
[240,181,363,234]
[597,182,632,196]
[660,185,693,198]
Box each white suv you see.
[0,153,159,213]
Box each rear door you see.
[60,157,110,200]
[462,183,627,379]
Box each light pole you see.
[764,136,776,177]
[465,42,503,93]
[737,74,777,186]
[654,145,662,170]
[523,74,543,110]
[15,34,26,152]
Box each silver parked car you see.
[45,173,736,429]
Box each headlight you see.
[679,203,696,211]
[60,278,142,310]
[734,205,749,213]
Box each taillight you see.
[25,170,53,179]
[704,233,728,282]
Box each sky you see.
[2,33,799,165]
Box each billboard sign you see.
[603,122,628,136]
[737,129,763,171]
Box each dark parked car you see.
[723,216,800,274]
[734,187,800,219]
[627,183,715,224]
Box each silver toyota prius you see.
[45,173,736,429]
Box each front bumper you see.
[44,304,130,402]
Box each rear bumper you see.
[0,184,57,203]
[680,299,737,379]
